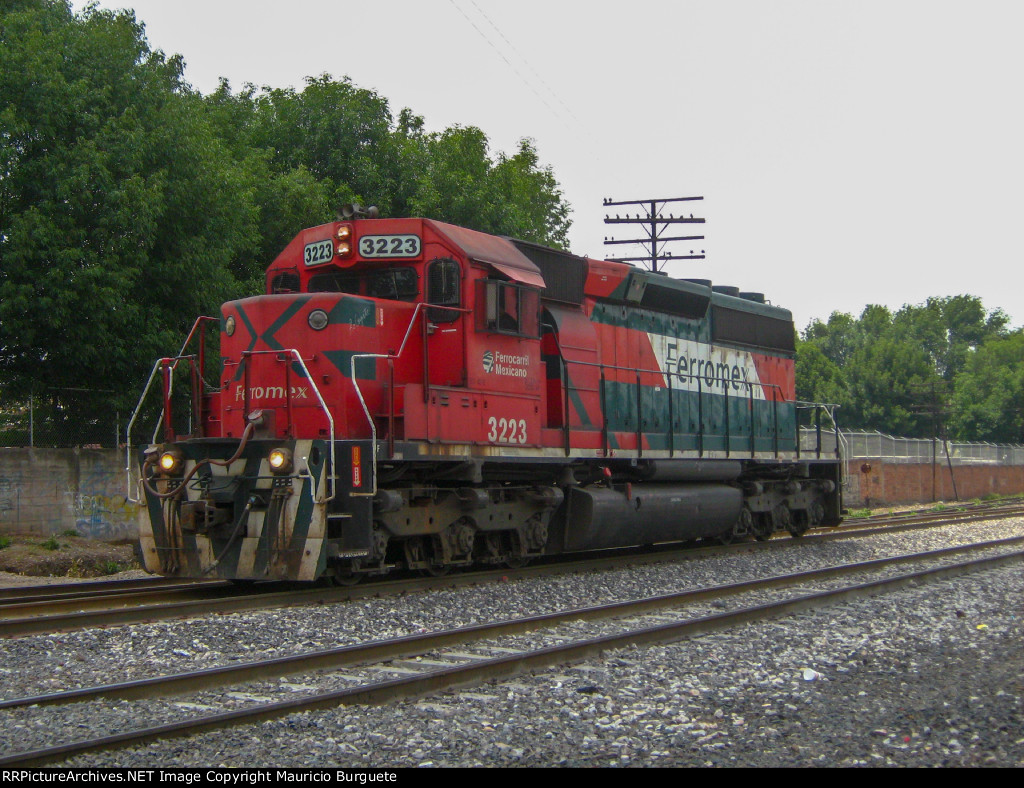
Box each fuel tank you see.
[560,483,742,551]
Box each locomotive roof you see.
[428,220,546,288]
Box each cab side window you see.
[477,279,539,337]
[426,258,461,323]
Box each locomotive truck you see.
[130,209,842,582]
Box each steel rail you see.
[1,534,1021,712]
[0,577,226,606]
[2,544,1020,767]
[2,503,1021,637]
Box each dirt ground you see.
[0,533,143,586]
[0,499,976,588]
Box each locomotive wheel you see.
[505,556,532,569]
[785,511,810,538]
[330,570,363,586]
[721,508,753,545]
[421,564,452,577]
[751,512,774,541]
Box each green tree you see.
[948,331,1024,443]
[233,76,571,247]
[0,1,257,436]
[891,295,1009,381]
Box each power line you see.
[446,0,570,130]
[465,0,582,126]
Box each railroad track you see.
[1,532,1021,767]
[2,499,1022,638]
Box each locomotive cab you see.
[135,217,558,581]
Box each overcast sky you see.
[73,0,1023,331]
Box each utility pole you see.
[910,380,958,502]
[603,196,705,272]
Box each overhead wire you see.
[446,0,570,131]
[465,0,583,127]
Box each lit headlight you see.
[158,450,183,475]
[268,448,293,475]
[336,241,352,258]
[336,224,352,241]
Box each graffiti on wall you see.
[0,475,19,521]
[68,493,138,539]
[66,463,138,540]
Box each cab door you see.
[425,257,465,387]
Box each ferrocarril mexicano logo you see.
[482,350,529,377]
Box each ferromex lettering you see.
[234,384,309,401]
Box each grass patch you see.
[0,536,10,550]
[99,560,127,575]
[61,529,80,537]
[847,508,872,518]
[39,535,62,551]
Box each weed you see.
[848,508,872,518]
[61,529,79,537]
[66,558,87,578]
[40,535,61,551]
[0,536,10,550]
[99,560,124,576]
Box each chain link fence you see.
[0,401,126,449]
[800,428,1024,466]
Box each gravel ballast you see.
[1,517,1022,767]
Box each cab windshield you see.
[306,267,420,301]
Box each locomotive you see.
[131,208,842,583]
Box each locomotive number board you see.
[303,239,335,266]
[358,234,422,258]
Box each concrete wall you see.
[3,449,1023,542]
[845,460,1024,508]
[0,448,137,541]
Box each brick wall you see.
[846,460,1024,507]
[0,448,137,541]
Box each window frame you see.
[476,278,540,338]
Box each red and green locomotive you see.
[132,210,841,582]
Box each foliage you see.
[0,1,254,430]
[0,2,571,438]
[948,331,1024,443]
[797,296,1018,442]
[39,536,61,551]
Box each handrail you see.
[126,345,337,505]
[124,316,218,502]
[237,349,337,503]
[540,323,799,458]
[553,352,788,458]
[348,300,471,491]
[349,303,428,497]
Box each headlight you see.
[336,224,352,241]
[268,448,293,475]
[158,450,183,475]
[225,315,236,337]
[336,241,352,258]
[308,309,329,331]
